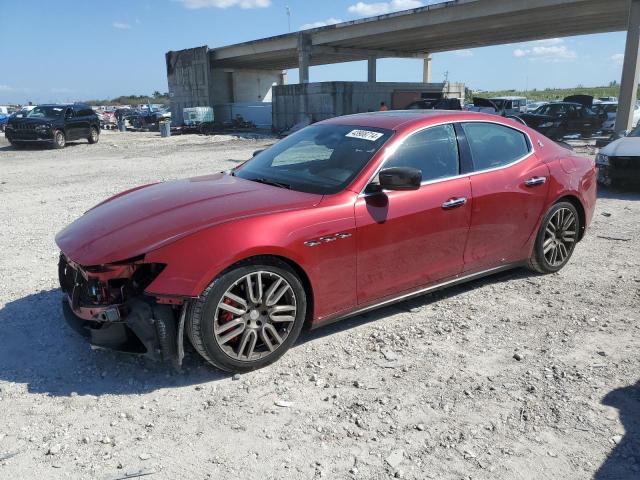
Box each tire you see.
[187,257,307,372]
[88,126,99,144]
[52,130,66,149]
[527,201,580,274]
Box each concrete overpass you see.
[204,0,639,131]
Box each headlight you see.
[5,124,13,130]
[595,153,610,166]
[539,122,554,128]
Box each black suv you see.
[5,104,100,149]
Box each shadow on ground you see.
[0,268,533,397]
[0,289,229,397]
[300,268,533,343]
[595,381,640,479]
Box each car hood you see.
[600,137,640,157]
[563,95,594,108]
[472,97,500,111]
[9,116,57,124]
[56,173,323,266]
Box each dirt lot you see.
[0,131,638,480]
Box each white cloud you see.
[0,84,14,92]
[513,45,577,62]
[612,53,624,66]
[348,0,423,17]
[300,18,343,30]
[112,22,132,29]
[178,0,270,9]
[454,49,473,57]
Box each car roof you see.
[318,110,512,131]
[490,96,526,100]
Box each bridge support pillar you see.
[616,0,640,132]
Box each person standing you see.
[379,102,389,111]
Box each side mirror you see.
[252,149,265,158]
[369,167,422,192]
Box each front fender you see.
[144,195,358,321]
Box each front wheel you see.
[88,126,99,144]
[52,130,66,149]
[187,258,307,372]
[528,202,580,274]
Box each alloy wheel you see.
[213,271,297,361]
[55,131,65,147]
[543,207,577,266]
[91,128,98,141]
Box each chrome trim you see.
[441,197,467,209]
[316,263,522,327]
[359,118,536,197]
[524,176,547,187]
[319,236,337,242]
[304,240,322,247]
[335,232,352,239]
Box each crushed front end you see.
[58,253,187,367]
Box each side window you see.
[384,124,459,182]
[461,122,530,171]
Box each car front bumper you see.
[61,295,185,367]
[6,129,54,142]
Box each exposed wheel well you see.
[220,254,315,328]
[555,195,586,241]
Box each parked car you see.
[5,104,100,149]
[516,98,606,140]
[56,111,596,372]
[596,125,640,187]
[526,101,548,113]
[0,113,8,132]
[404,98,462,110]
[468,96,527,116]
[597,102,640,133]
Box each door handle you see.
[442,197,467,209]
[524,176,546,187]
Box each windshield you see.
[235,124,393,195]
[27,106,65,119]
[535,104,570,116]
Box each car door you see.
[64,107,82,140]
[355,123,472,304]
[461,121,550,271]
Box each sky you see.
[0,0,628,104]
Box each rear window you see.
[461,122,531,171]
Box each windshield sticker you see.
[345,129,384,142]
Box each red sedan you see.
[56,111,596,372]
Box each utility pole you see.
[443,70,449,83]
[286,6,291,33]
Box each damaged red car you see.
[56,111,596,372]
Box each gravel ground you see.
[0,131,638,480]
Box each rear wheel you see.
[88,126,99,144]
[52,130,66,149]
[528,201,580,274]
[187,258,307,372]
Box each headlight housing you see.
[595,153,610,166]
